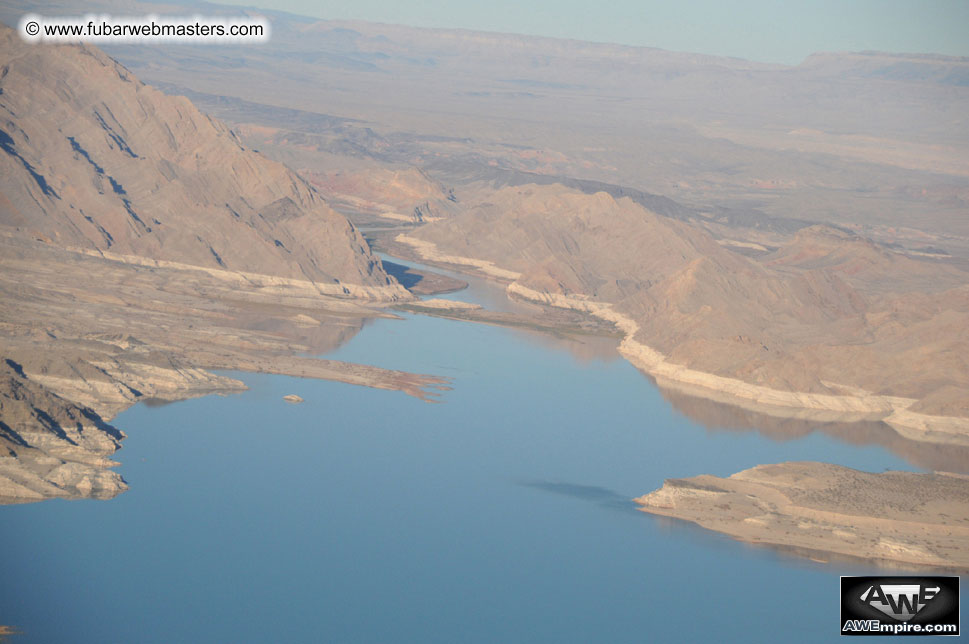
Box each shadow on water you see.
[140,397,178,408]
[523,480,954,575]
[518,480,640,514]
[382,259,425,290]
[381,259,468,295]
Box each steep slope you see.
[0,24,403,297]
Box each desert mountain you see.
[0,23,401,296]
[401,183,969,434]
[0,23,446,503]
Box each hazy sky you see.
[222,0,969,65]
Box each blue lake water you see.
[0,256,932,643]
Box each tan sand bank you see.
[635,462,969,570]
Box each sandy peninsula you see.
[635,462,969,570]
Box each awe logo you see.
[841,576,960,637]
[860,583,940,622]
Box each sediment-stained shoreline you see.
[395,234,969,446]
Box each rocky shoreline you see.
[0,235,450,505]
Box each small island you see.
[635,462,969,570]
[283,394,305,404]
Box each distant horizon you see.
[211,0,969,65]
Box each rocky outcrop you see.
[0,346,250,502]
[17,352,246,421]
[0,358,127,502]
[635,462,969,570]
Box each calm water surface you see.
[0,256,931,642]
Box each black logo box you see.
[841,576,960,637]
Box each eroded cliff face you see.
[401,183,969,439]
[0,24,404,297]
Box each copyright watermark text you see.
[19,13,270,44]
